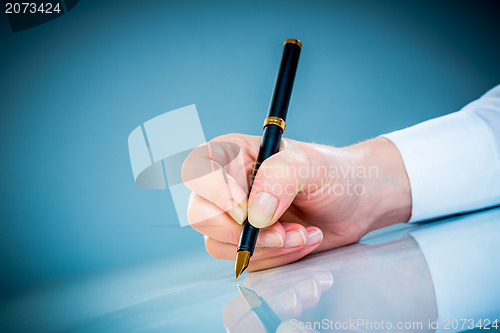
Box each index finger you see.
[181,134,261,224]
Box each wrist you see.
[344,137,412,232]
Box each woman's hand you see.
[181,133,411,271]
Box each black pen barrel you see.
[237,39,301,255]
[267,40,301,121]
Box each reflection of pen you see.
[238,285,282,332]
[235,38,302,279]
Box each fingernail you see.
[248,192,279,228]
[294,279,319,299]
[257,230,284,247]
[283,229,307,248]
[225,200,245,224]
[306,228,323,247]
[312,271,334,291]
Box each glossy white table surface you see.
[1,208,499,333]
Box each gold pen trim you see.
[263,116,286,133]
[284,38,302,49]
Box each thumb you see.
[247,144,328,228]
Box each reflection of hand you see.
[223,238,437,333]
[223,267,333,333]
[315,239,437,330]
[182,133,411,270]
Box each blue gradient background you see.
[1,0,499,296]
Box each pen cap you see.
[267,39,302,121]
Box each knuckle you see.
[228,224,242,244]
[188,215,210,234]
[205,238,222,259]
[186,206,197,226]
[187,212,210,234]
[186,204,203,229]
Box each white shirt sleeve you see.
[382,85,500,222]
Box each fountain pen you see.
[235,38,302,279]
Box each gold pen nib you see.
[235,250,250,280]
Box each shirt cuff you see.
[381,96,500,222]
